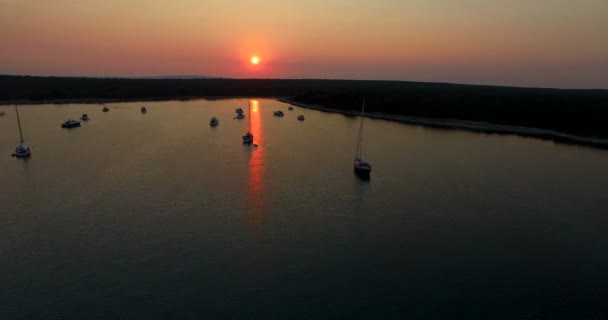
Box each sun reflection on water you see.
[247,100,265,228]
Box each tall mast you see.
[15,105,25,143]
[356,99,365,158]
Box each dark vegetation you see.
[2,75,607,138]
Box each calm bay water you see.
[1,99,608,319]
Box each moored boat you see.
[273,110,284,117]
[141,107,147,113]
[11,106,31,158]
[353,100,372,178]
[210,117,219,127]
[242,101,254,144]
[297,115,305,121]
[61,119,81,128]
[242,131,253,144]
[13,142,31,158]
[80,113,90,121]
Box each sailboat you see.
[12,105,31,158]
[353,100,371,177]
[242,101,253,144]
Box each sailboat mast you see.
[15,105,25,143]
[356,99,365,158]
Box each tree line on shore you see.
[1,75,607,138]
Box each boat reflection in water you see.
[247,100,266,228]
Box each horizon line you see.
[1,74,607,91]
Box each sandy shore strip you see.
[279,99,608,149]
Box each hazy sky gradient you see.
[1,0,607,88]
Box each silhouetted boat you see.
[354,100,372,177]
[235,108,244,114]
[102,106,109,112]
[210,117,219,127]
[242,102,254,144]
[288,106,294,111]
[141,107,147,113]
[273,110,284,117]
[242,132,253,144]
[80,114,90,121]
[236,113,245,120]
[0,111,5,116]
[61,119,81,128]
[11,106,31,158]
[297,115,305,121]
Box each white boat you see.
[242,102,254,144]
[210,117,219,127]
[11,106,31,158]
[236,113,245,120]
[80,113,90,121]
[297,115,305,121]
[353,100,372,177]
[273,110,284,117]
[235,108,244,114]
[61,119,81,128]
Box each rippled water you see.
[1,99,608,319]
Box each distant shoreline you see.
[279,99,608,149]
[2,96,607,149]
[2,75,607,144]
[0,96,274,106]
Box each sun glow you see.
[251,56,260,65]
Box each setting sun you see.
[251,56,260,65]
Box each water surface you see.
[1,99,608,319]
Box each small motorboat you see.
[273,110,284,117]
[80,113,90,121]
[242,131,253,144]
[102,106,109,112]
[235,108,244,114]
[297,115,305,121]
[210,117,219,127]
[141,107,147,113]
[236,113,245,120]
[288,106,294,111]
[61,119,81,128]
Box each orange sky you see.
[1,0,607,88]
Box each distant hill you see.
[1,75,607,140]
[130,75,221,80]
